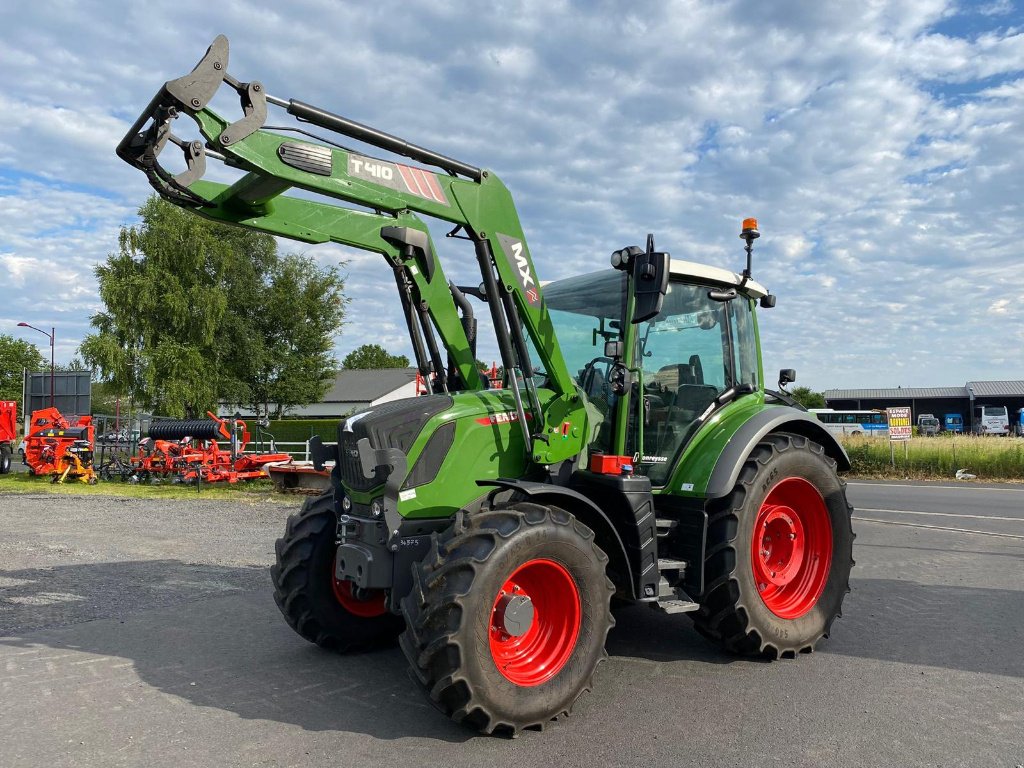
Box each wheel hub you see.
[757,504,805,587]
[494,593,535,637]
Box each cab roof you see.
[669,258,768,299]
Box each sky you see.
[0,0,1021,393]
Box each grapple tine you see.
[164,34,230,114]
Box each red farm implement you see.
[24,408,97,483]
[0,400,17,474]
[132,413,289,484]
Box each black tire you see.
[399,503,615,736]
[692,433,854,659]
[271,491,403,651]
[0,445,11,475]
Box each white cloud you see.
[0,0,1021,390]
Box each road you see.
[1,482,1022,768]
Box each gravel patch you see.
[0,492,301,634]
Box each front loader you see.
[118,36,855,736]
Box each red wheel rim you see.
[330,557,387,618]
[488,558,581,687]
[751,477,833,619]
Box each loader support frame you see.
[117,34,587,466]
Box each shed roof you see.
[824,387,966,400]
[322,368,417,403]
[825,380,1024,401]
[966,380,1024,397]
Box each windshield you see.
[633,283,759,486]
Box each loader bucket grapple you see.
[118,36,855,736]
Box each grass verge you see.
[841,434,1024,482]
[0,472,281,502]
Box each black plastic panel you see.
[278,142,332,175]
[403,420,455,489]
[337,395,453,491]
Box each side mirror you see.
[631,250,669,324]
[779,368,796,387]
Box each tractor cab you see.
[540,246,769,487]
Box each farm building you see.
[221,368,419,419]
[824,380,1024,432]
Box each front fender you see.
[479,479,636,598]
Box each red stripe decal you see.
[411,167,432,199]
[396,164,419,195]
[474,411,533,426]
[423,171,448,205]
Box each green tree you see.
[790,386,826,409]
[0,334,46,421]
[342,344,410,369]
[82,196,346,418]
[56,358,91,372]
[89,381,120,416]
[239,254,347,417]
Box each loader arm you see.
[117,35,584,463]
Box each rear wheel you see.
[0,445,11,475]
[692,433,854,658]
[400,503,614,735]
[271,492,402,651]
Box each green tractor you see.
[119,36,854,735]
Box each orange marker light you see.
[742,218,758,231]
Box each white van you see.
[973,405,1009,435]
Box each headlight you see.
[370,499,383,517]
[341,496,352,512]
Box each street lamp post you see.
[16,322,55,409]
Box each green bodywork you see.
[116,36,785,525]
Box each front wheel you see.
[400,503,614,736]
[271,492,402,651]
[692,433,854,658]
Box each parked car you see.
[917,413,940,436]
[943,413,963,433]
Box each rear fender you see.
[706,409,850,499]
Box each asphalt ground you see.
[1,482,1022,768]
